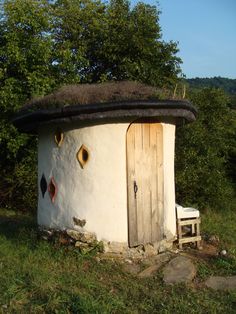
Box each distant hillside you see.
[186,77,236,107]
[186,77,236,94]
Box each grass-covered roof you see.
[24,81,166,111]
[13,81,197,133]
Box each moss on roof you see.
[24,81,176,112]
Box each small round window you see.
[77,145,89,168]
[55,128,64,147]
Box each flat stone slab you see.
[205,276,236,291]
[163,256,196,284]
[137,252,173,278]
[138,264,161,278]
[66,229,97,244]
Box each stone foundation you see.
[39,226,174,259]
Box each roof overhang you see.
[13,100,197,133]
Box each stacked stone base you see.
[39,227,174,258]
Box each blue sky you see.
[132,0,236,78]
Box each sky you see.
[131,0,236,79]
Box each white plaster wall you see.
[162,123,176,240]
[38,120,177,245]
[38,122,130,242]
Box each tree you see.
[175,88,235,210]
[52,0,181,85]
[0,0,54,210]
[0,0,182,210]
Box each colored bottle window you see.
[55,128,64,147]
[48,177,58,203]
[77,145,89,168]
[40,174,47,198]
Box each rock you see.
[205,276,236,290]
[103,241,128,254]
[73,217,86,227]
[158,245,167,253]
[220,250,227,256]
[39,228,54,241]
[158,239,174,253]
[58,233,73,245]
[154,252,173,264]
[125,259,133,264]
[208,235,220,245]
[75,241,89,249]
[43,229,53,236]
[136,245,144,253]
[142,252,172,267]
[138,264,160,278]
[79,231,97,244]
[75,242,92,254]
[163,256,196,284]
[66,229,81,240]
[126,247,145,259]
[66,229,97,244]
[144,244,157,257]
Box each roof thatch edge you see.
[13,99,197,133]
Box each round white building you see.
[13,82,196,251]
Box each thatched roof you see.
[13,81,197,133]
[24,81,160,111]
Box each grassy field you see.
[0,207,236,313]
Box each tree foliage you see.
[186,77,236,95]
[0,0,55,210]
[0,0,181,210]
[186,77,236,108]
[175,88,235,210]
[0,0,234,212]
[52,0,181,85]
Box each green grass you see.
[202,208,236,249]
[198,208,236,277]
[0,208,236,313]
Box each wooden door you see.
[127,122,164,247]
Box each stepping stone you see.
[163,256,196,284]
[205,276,236,291]
[138,264,161,278]
[143,252,172,266]
[138,252,173,278]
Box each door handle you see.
[134,181,138,199]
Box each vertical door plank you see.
[143,123,150,150]
[156,124,164,240]
[141,123,152,243]
[150,123,158,242]
[135,123,146,244]
[127,124,138,246]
